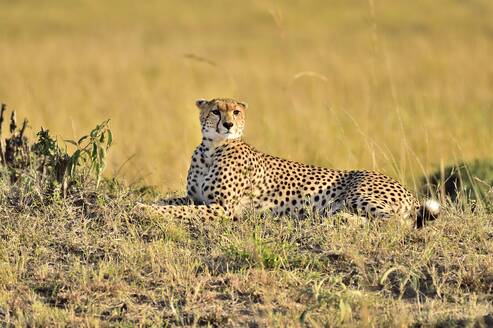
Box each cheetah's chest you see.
[187,148,215,204]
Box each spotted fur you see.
[137,98,439,226]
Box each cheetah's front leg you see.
[134,203,228,220]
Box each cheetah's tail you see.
[416,199,440,228]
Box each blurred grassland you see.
[0,0,492,191]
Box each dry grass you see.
[1,0,493,326]
[0,179,492,326]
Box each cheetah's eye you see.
[212,110,220,116]
[233,110,240,115]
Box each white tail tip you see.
[424,199,440,214]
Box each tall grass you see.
[0,0,492,191]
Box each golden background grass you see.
[1,0,492,191]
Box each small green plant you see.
[31,120,113,195]
[64,119,113,188]
[0,104,113,199]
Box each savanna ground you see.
[0,0,492,326]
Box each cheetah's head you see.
[195,98,247,141]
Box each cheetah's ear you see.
[195,99,208,110]
[238,101,248,109]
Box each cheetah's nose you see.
[223,122,233,130]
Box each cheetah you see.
[137,98,439,227]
